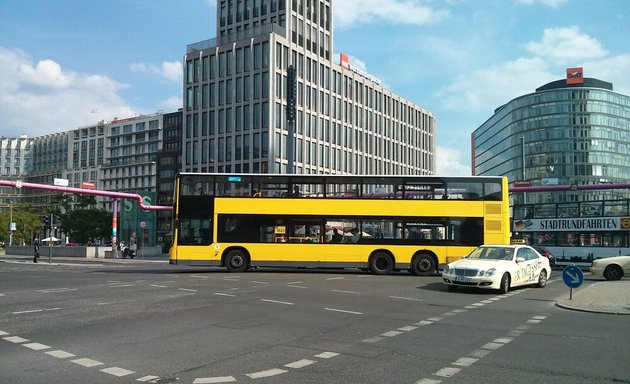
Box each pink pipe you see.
[510,183,630,193]
[0,179,172,211]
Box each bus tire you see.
[224,249,249,273]
[369,252,394,275]
[410,253,436,276]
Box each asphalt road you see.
[0,260,628,384]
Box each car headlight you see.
[443,265,450,274]
[478,268,496,277]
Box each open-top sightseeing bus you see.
[169,173,510,275]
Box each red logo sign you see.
[82,181,96,190]
[340,53,349,69]
[566,67,584,84]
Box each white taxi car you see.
[442,245,551,294]
[590,255,630,280]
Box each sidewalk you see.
[556,278,630,315]
[0,254,168,265]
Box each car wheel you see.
[536,270,548,288]
[603,265,623,281]
[447,285,458,292]
[224,249,249,273]
[369,252,393,275]
[499,273,510,294]
[411,253,436,276]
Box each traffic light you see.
[41,215,49,228]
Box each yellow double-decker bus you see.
[169,173,510,275]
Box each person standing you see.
[33,238,40,263]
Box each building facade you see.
[0,136,33,211]
[472,68,630,262]
[182,0,435,176]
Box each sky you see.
[1,0,629,175]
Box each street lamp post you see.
[9,203,13,246]
[521,136,527,204]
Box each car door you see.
[514,248,540,286]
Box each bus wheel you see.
[369,252,393,275]
[224,249,249,272]
[411,254,436,276]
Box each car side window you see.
[517,248,534,261]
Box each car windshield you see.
[467,246,514,261]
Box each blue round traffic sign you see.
[562,265,584,289]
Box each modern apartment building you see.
[182,0,435,176]
[0,136,32,209]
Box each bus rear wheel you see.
[411,253,436,276]
[224,249,249,272]
[369,252,393,275]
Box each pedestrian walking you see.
[33,238,40,263]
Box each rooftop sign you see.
[339,53,382,86]
[566,67,584,85]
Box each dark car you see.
[533,246,556,268]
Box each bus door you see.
[176,194,215,264]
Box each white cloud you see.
[130,60,182,82]
[435,146,471,176]
[0,47,136,136]
[437,57,552,111]
[334,0,449,28]
[517,0,568,7]
[526,26,608,62]
[162,96,183,110]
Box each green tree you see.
[0,207,43,245]
[60,208,111,245]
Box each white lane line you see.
[469,349,492,358]
[325,277,344,280]
[150,284,166,288]
[434,366,461,378]
[214,292,236,297]
[179,288,198,292]
[284,359,316,369]
[398,326,418,332]
[0,293,6,296]
[3,336,29,343]
[287,284,308,288]
[71,358,104,367]
[481,342,504,350]
[494,337,514,344]
[193,377,236,383]
[101,367,135,377]
[246,368,288,379]
[287,281,303,284]
[314,352,339,359]
[381,331,403,337]
[453,357,478,367]
[426,317,442,322]
[362,336,384,343]
[527,319,542,324]
[0,330,8,336]
[533,315,548,320]
[109,284,134,288]
[415,320,433,326]
[12,307,61,315]
[23,342,50,350]
[261,299,294,305]
[332,289,360,294]
[137,375,162,382]
[471,302,485,307]
[36,288,78,293]
[251,281,270,285]
[46,350,76,358]
[415,379,442,384]
[191,275,209,279]
[389,296,423,302]
[324,307,362,315]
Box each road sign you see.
[562,265,584,289]
[139,221,146,228]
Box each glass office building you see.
[472,69,630,205]
[472,69,630,262]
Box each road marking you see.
[46,350,76,358]
[23,342,50,350]
[0,293,5,296]
[381,331,403,337]
[415,379,442,384]
[150,284,166,288]
[453,357,478,367]
[481,342,504,350]
[434,367,461,378]
[137,375,161,382]
[398,326,418,332]
[109,284,133,288]
[325,277,344,280]
[261,299,294,305]
[0,330,8,336]
[191,274,209,279]
[12,307,61,315]
[469,349,492,358]
[71,358,104,367]
[332,289,360,294]
[246,368,287,379]
[314,352,339,359]
[324,307,362,315]
[389,296,423,302]
[3,336,29,343]
[251,281,270,285]
[179,288,198,292]
[362,336,384,343]
[36,288,77,293]
[284,359,316,369]
[101,367,135,377]
[415,320,433,326]
[193,377,236,383]
[287,284,308,288]
[214,292,236,297]
[494,337,514,344]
